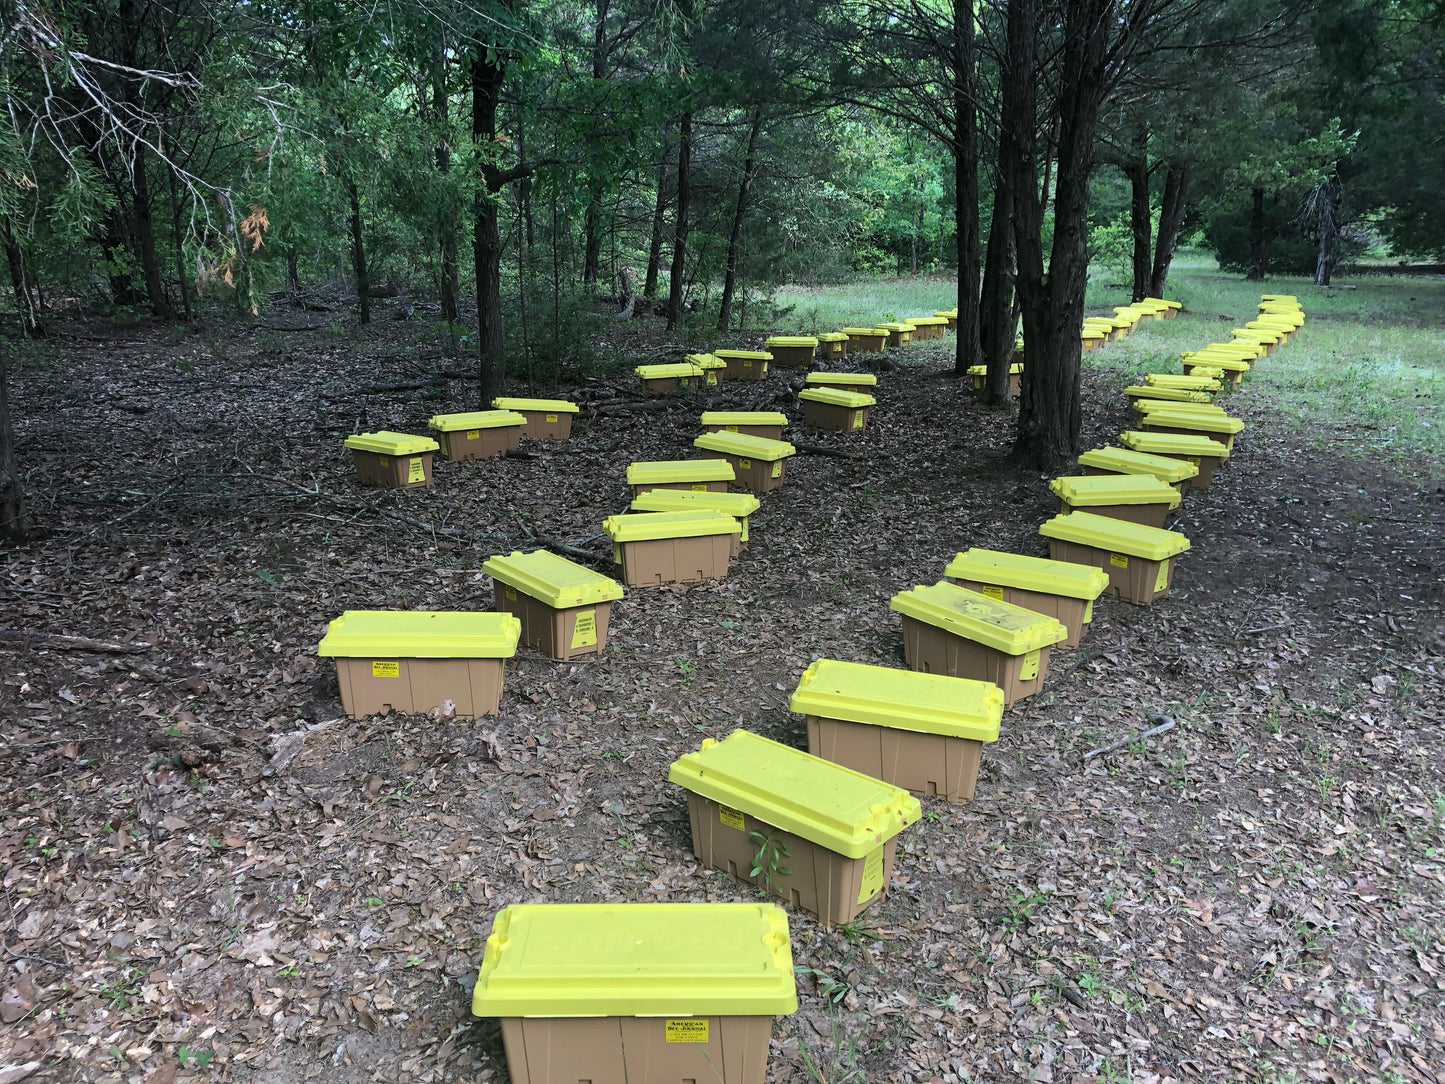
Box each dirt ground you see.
[1,304,1442,1084]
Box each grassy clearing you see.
[769,253,1445,474]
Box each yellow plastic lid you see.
[788,659,1003,740]
[429,410,527,433]
[470,902,797,1018]
[805,372,877,387]
[1113,307,1144,318]
[686,353,727,370]
[1120,430,1230,458]
[1248,317,1295,329]
[965,364,1022,376]
[713,349,772,361]
[626,459,735,485]
[343,431,440,455]
[602,510,740,543]
[1205,340,1265,356]
[1144,374,1222,391]
[1083,318,1116,327]
[1077,446,1199,484]
[1232,327,1282,342]
[700,411,789,427]
[693,432,796,461]
[1260,294,1297,302]
[888,582,1068,654]
[317,610,520,658]
[816,332,849,342]
[491,397,579,414]
[636,362,703,379]
[798,388,875,408]
[480,550,624,608]
[667,730,921,858]
[877,322,914,332]
[841,327,888,336]
[1124,386,1213,403]
[1132,400,1227,416]
[1184,356,1250,372]
[933,309,958,318]
[1049,474,1182,509]
[1081,330,1107,340]
[1039,511,1190,561]
[1143,297,1182,309]
[1143,411,1244,435]
[765,335,819,348]
[906,316,948,326]
[631,490,760,519]
[1179,365,1226,379]
[944,547,1109,601]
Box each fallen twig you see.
[0,629,151,654]
[792,442,863,460]
[1083,715,1176,761]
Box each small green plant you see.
[676,658,696,683]
[277,963,299,979]
[99,966,143,1010]
[835,918,882,944]
[365,896,384,907]
[177,1045,215,1070]
[795,966,849,1005]
[748,829,790,895]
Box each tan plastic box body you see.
[769,344,816,367]
[438,426,514,462]
[718,355,769,381]
[1183,360,1244,385]
[512,409,574,440]
[819,337,847,359]
[801,399,870,433]
[886,328,912,347]
[685,793,896,926]
[971,371,1021,396]
[631,479,730,497]
[1144,422,1237,456]
[1151,453,1223,493]
[846,331,886,353]
[500,1015,772,1084]
[899,617,1052,707]
[334,656,504,718]
[349,449,434,489]
[1058,498,1170,529]
[1047,539,1175,606]
[806,716,984,802]
[641,374,697,394]
[949,580,1091,650]
[702,422,785,440]
[615,534,732,587]
[491,580,612,661]
[708,453,787,494]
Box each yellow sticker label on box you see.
[666,1019,708,1043]
[858,846,884,904]
[680,377,693,387]
[570,609,597,648]
[377,456,389,467]
[1154,561,1170,593]
[612,543,622,564]
[725,425,738,432]
[504,585,516,600]
[1083,598,1094,622]
[1110,552,1129,568]
[742,360,753,368]
[545,413,558,422]
[1019,648,1041,681]
[407,458,425,483]
[719,805,745,831]
[691,484,709,492]
[705,373,717,385]
[1188,456,1201,466]
[980,585,1004,601]
[739,517,749,543]
[372,661,399,678]
[466,430,480,439]
[738,458,752,470]
[852,413,864,429]
[771,461,782,478]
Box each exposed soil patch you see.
[2,312,1442,1084]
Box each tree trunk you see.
[717,106,764,331]
[644,124,671,300]
[951,0,981,377]
[164,144,192,322]
[345,175,370,324]
[286,249,300,291]
[0,349,28,541]
[2,217,42,338]
[979,178,1015,402]
[1246,185,1265,281]
[666,111,692,331]
[1149,161,1188,297]
[131,145,171,317]
[1314,176,1339,287]
[473,48,508,403]
[1125,145,1151,302]
[434,37,459,322]
[580,0,612,291]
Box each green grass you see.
[767,252,1445,473]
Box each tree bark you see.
[951,0,981,377]
[0,348,28,541]
[666,111,692,331]
[978,177,1016,402]
[1314,176,1339,287]
[1246,185,1265,281]
[2,217,42,338]
[131,144,171,317]
[1125,143,1151,302]
[473,47,508,403]
[717,105,764,331]
[344,174,370,324]
[434,37,459,322]
[581,0,612,290]
[644,124,671,300]
[1149,161,1188,297]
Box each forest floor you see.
[1,274,1443,1084]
